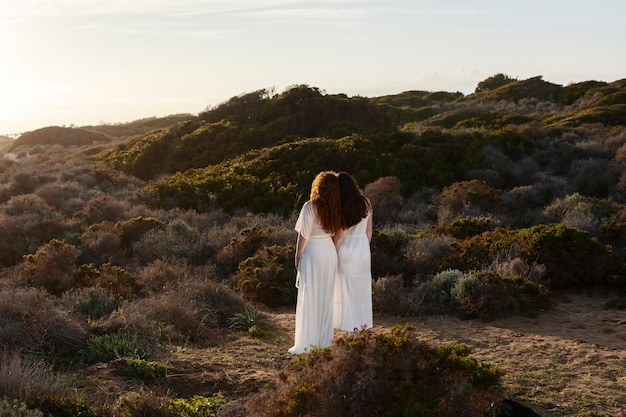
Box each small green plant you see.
[70,286,118,320]
[169,394,228,417]
[450,272,483,303]
[84,332,153,364]
[39,396,98,417]
[228,307,268,335]
[111,358,174,381]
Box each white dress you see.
[333,210,373,331]
[289,201,338,354]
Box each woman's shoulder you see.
[300,200,315,214]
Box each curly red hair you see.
[310,171,342,234]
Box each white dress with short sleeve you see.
[289,201,338,354]
[333,210,373,331]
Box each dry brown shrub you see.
[372,274,417,316]
[34,181,85,215]
[215,227,277,275]
[0,287,88,358]
[98,279,245,344]
[364,176,403,222]
[79,223,126,266]
[136,257,218,295]
[406,233,454,277]
[95,263,138,299]
[0,350,70,404]
[73,196,133,224]
[433,179,502,219]
[20,239,81,295]
[131,219,214,266]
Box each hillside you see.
[8,126,113,151]
[91,76,626,218]
[1,74,626,416]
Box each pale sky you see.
[1,0,625,135]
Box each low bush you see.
[215,227,275,276]
[434,216,498,239]
[0,288,88,362]
[114,216,166,249]
[0,351,70,406]
[405,233,454,278]
[433,179,502,217]
[20,239,80,296]
[131,219,214,266]
[169,394,227,417]
[415,269,465,316]
[232,244,295,307]
[84,332,154,364]
[63,286,119,320]
[244,325,506,417]
[110,358,174,382]
[371,226,414,282]
[372,274,417,316]
[228,307,268,336]
[441,224,626,290]
[114,390,172,417]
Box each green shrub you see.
[111,358,174,381]
[66,286,118,320]
[215,227,273,275]
[371,226,413,281]
[38,396,99,417]
[450,271,484,303]
[85,332,153,364]
[232,244,295,307]
[516,224,626,289]
[605,295,626,309]
[169,394,227,417]
[453,271,549,320]
[115,391,171,417]
[415,270,464,316]
[435,216,498,239]
[442,224,626,290]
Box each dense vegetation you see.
[1,74,625,416]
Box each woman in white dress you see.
[333,172,373,332]
[289,171,343,354]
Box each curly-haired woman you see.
[289,171,343,354]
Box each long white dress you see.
[333,210,373,331]
[289,201,338,354]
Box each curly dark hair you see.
[338,172,370,229]
[310,171,342,234]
